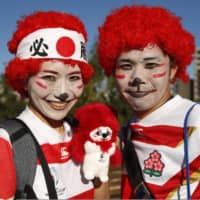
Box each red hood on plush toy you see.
[70,102,121,164]
[74,102,119,150]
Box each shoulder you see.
[171,95,200,117]
[176,95,200,126]
[186,102,200,126]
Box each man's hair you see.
[5,11,93,97]
[97,5,195,82]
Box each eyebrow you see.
[117,58,134,64]
[68,71,82,75]
[117,58,132,62]
[143,56,161,62]
[117,57,161,63]
[41,70,81,75]
[42,70,58,74]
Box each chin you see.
[130,103,153,112]
[43,111,68,121]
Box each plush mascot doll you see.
[70,102,121,182]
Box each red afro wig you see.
[97,5,195,82]
[5,11,94,97]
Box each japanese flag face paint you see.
[27,61,84,121]
[115,44,177,116]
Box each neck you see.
[28,104,65,135]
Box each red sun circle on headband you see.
[56,36,75,57]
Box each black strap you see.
[121,124,154,199]
[15,185,37,199]
[29,132,58,199]
[12,119,58,199]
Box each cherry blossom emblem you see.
[143,150,165,177]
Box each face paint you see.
[158,64,165,67]
[35,80,48,89]
[115,74,126,79]
[153,71,167,78]
[115,44,175,117]
[77,84,84,89]
[27,61,84,121]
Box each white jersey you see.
[0,107,94,199]
[122,95,200,199]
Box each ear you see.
[170,65,178,83]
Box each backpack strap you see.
[0,119,37,198]
[120,120,154,199]
[0,118,58,199]
[20,120,58,199]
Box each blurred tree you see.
[0,75,26,122]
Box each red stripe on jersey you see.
[121,174,134,199]
[69,188,94,199]
[0,138,16,198]
[37,142,71,164]
[130,124,184,147]
[192,182,200,199]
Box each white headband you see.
[16,28,88,63]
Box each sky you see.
[1,0,200,78]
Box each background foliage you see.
[0,75,27,122]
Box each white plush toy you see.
[69,102,121,182]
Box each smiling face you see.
[27,60,84,121]
[115,45,177,118]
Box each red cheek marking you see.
[115,74,125,79]
[77,84,84,89]
[158,64,165,67]
[36,81,47,89]
[153,71,167,78]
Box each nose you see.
[55,93,69,102]
[102,131,109,138]
[54,77,70,101]
[128,77,146,92]
[129,77,145,87]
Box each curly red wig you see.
[5,11,94,97]
[97,5,195,82]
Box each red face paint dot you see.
[56,36,75,57]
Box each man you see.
[97,5,200,199]
[0,11,108,199]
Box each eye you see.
[41,75,56,82]
[145,63,159,69]
[96,131,100,136]
[118,63,133,70]
[69,74,82,81]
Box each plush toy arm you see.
[108,142,116,155]
[84,140,100,153]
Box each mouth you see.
[48,99,75,110]
[49,102,68,110]
[125,89,156,98]
[101,137,109,141]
